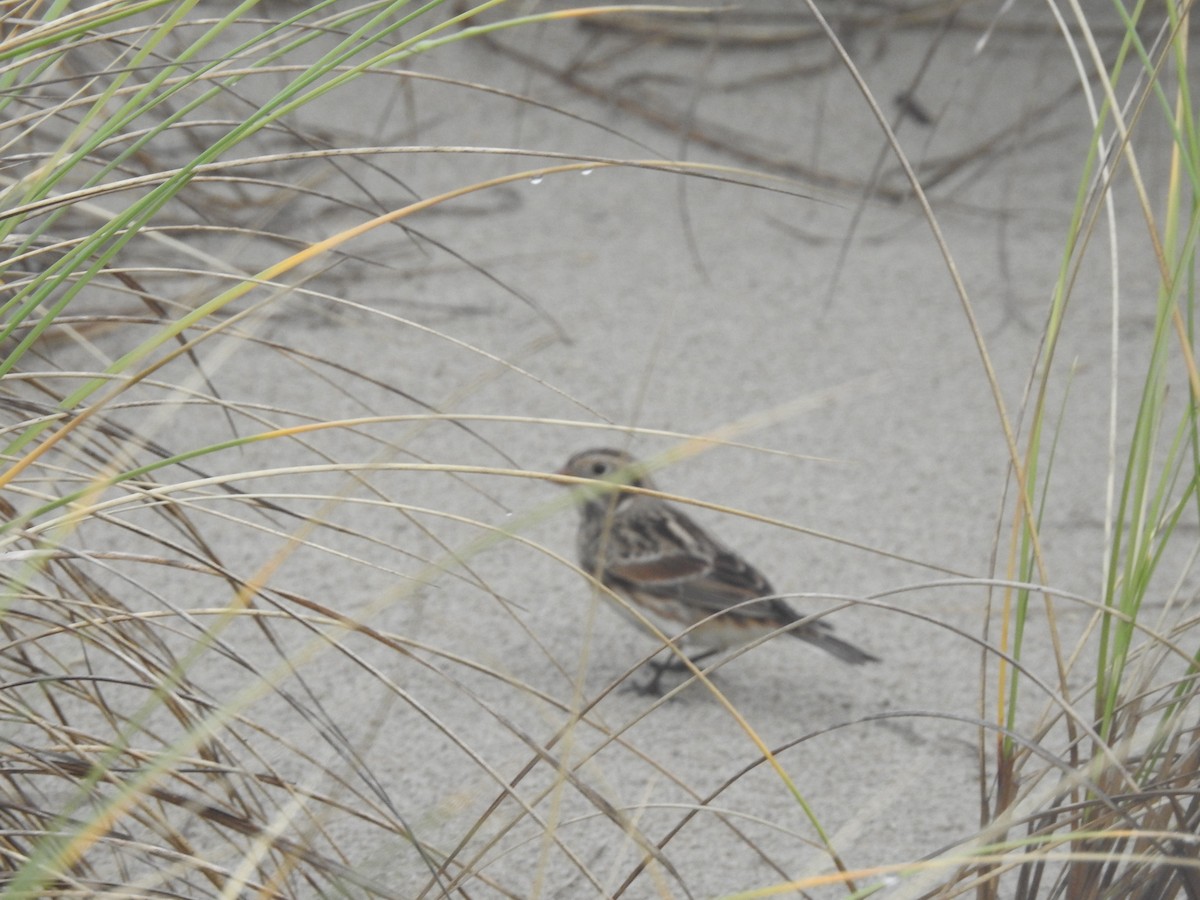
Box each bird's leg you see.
[631,648,720,696]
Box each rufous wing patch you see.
[608,555,708,584]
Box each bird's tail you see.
[792,623,879,665]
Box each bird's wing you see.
[603,505,785,621]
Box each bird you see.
[557,447,878,694]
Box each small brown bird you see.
[558,447,878,693]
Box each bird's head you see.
[556,448,654,508]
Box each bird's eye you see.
[590,461,609,476]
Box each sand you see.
[14,3,1193,897]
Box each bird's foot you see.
[624,650,719,697]
[625,659,676,696]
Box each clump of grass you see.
[893,0,1200,895]
[2,1,1196,898]
[0,3,703,896]
[2,3,827,897]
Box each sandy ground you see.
[23,3,1194,898]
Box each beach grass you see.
[0,1,1196,897]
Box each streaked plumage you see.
[557,447,878,692]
